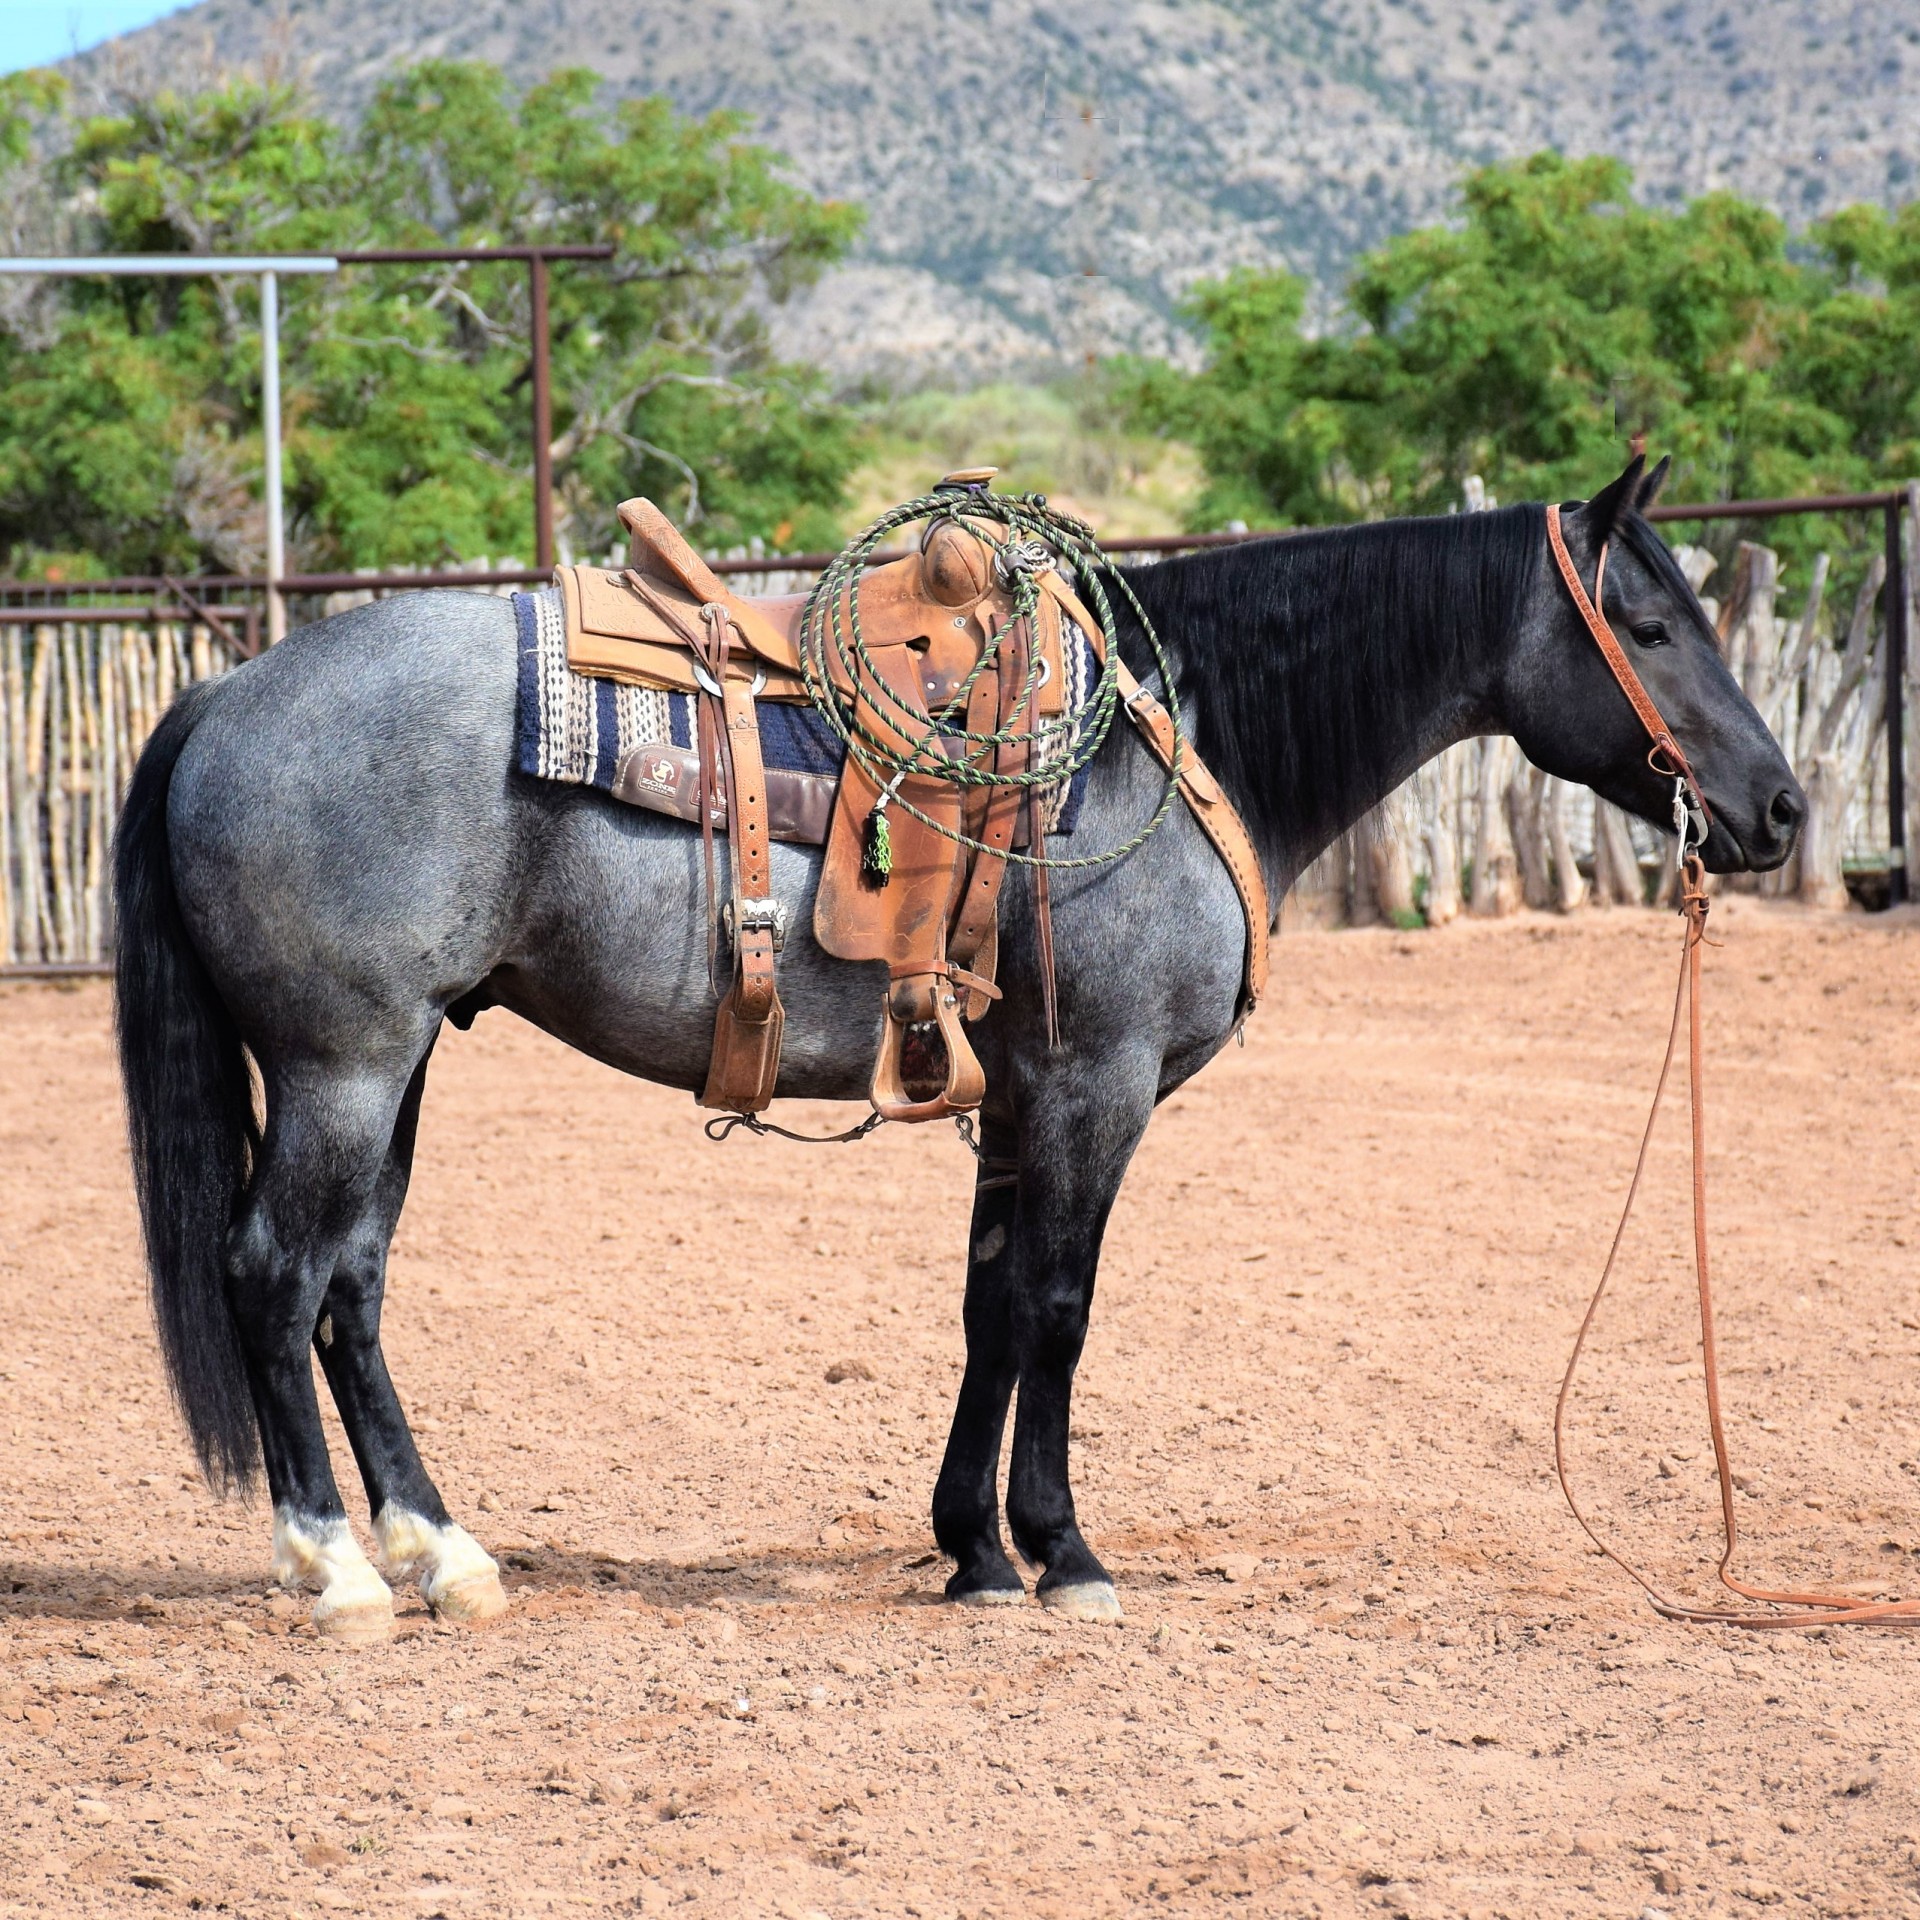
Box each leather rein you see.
[1546,502,1920,1629]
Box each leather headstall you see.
[1548,497,1920,1630]
[1544,502,1711,852]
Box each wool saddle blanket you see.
[511,587,1092,845]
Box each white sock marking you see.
[271,1510,393,1623]
[375,1509,502,1611]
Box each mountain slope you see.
[68,0,1920,381]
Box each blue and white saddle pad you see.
[511,587,1091,844]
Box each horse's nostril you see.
[1768,786,1806,837]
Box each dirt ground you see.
[4,902,1920,1919]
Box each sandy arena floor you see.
[3,902,1919,1919]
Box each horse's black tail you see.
[114,679,260,1494]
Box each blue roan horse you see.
[114,456,1802,1639]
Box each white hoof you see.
[429,1569,510,1625]
[376,1510,508,1625]
[1039,1580,1124,1623]
[954,1584,1026,1608]
[274,1510,396,1643]
[312,1589,396,1644]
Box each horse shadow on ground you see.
[494,1538,954,1611]
[0,1538,957,1626]
[0,1560,279,1623]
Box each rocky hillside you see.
[67,0,1920,383]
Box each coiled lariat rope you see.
[798,488,1187,871]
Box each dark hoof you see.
[955,1583,1025,1608]
[945,1560,1026,1607]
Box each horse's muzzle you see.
[1704,776,1806,873]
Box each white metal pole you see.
[0,257,333,648]
[260,269,286,644]
[0,255,338,275]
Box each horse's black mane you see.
[1115,503,1546,868]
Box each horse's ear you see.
[1636,454,1672,511]
[1582,454,1647,538]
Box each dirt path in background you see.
[4,903,1919,1919]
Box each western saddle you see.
[553,473,1269,1124]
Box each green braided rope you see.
[807,493,1114,789]
[797,488,1186,871]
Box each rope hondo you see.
[797,485,1186,872]
[1548,501,1920,1630]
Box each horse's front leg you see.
[1004,1065,1155,1621]
[931,1116,1026,1603]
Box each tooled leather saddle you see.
[551,473,1270,1125]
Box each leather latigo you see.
[1038,570,1270,1016]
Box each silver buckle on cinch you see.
[723,895,788,953]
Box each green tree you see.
[1787,201,1920,485]
[1123,152,1915,541]
[0,68,63,170]
[0,61,861,577]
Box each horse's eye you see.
[1630,621,1670,648]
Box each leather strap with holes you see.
[696,605,786,1114]
[946,609,1033,1011]
[720,672,777,1023]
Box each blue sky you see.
[2,1,196,72]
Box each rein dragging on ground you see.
[1547,502,1920,1630]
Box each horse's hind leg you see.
[229,1060,419,1643]
[931,1117,1026,1605]
[315,1043,506,1625]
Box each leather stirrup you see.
[869,968,988,1123]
